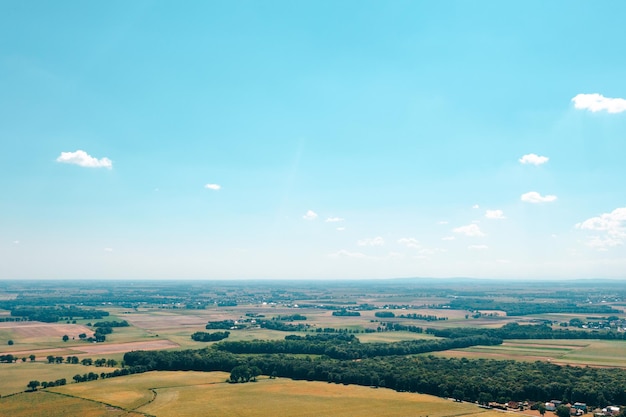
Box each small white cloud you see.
[104,247,113,252]
[302,210,318,221]
[325,217,344,223]
[204,183,221,191]
[336,227,346,232]
[442,236,455,241]
[468,244,488,250]
[13,240,20,244]
[453,224,485,237]
[329,249,367,259]
[357,236,385,246]
[472,204,480,209]
[572,93,626,113]
[521,191,557,203]
[56,150,112,169]
[485,209,506,220]
[576,207,626,250]
[397,238,421,249]
[437,220,449,225]
[519,153,549,165]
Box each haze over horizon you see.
[1,1,625,280]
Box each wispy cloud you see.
[437,220,449,225]
[325,217,344,223]
[397,237,420,249]
[468,244,488,250]
[329,249,367,259]
[521,191,557,203]
[204,183,221,191]
[336,227,346,232]
[472,204,480,209]
[442,236,455,241]
[572,93,626,113]
[104,247,113,252]
[56,150,112,169]
[302,210,318,221]
[453,224,485,237]
[357,236,385,246]
[519,153,549,165]
[485,209,506,220]
[576,207,626,250]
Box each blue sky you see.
[1,1,625,279]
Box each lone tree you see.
[556,405,571,417]
[29,354,36,362]
[27,380,40,391]
[62,335,69,342]
[7,339,13,345]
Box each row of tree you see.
[191,331,230,342]
[427,322,626,340]
[123,346,626,407]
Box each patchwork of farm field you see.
[38,371,509,417]
[439,339,626,367]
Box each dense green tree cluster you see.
[8,306,109,323]
[428,322,626,340]
[191,331,230,342]
[332,309,361,317]
[444,298,619,316]
[206,320,237,330]
[257,319,309,332]
[273,314,307,321]
[93,320,129,327]
[396,313,447,321]
[374,311,395,318]
[214,335,500,360]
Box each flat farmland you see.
[0,391,144,417]
[437,339,626,367]
[0,362,110,396]
[44,371,509,417]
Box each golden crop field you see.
[36,371,511,417]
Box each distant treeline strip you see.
[443,298,619,316]
[8,306,109,323]
[214,334,501,359]
[427,322,626,340]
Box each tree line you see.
[427,322,626,340]
[123,344,626,407]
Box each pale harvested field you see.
[437,339,626,367]
[122,311,212,330]
[47,370,513,417]
[76,339,179,355]
[0,321,93,338]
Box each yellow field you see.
[37,371,510,417]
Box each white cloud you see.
[104,247,113,252]
[329,249,367,259]
[357,236,385,246]
[485,209,506,220]
[437,220,449,225]
[576,207,626,249]
[56,150,112,169]
[325,217,344,222]
[472,204,480,209]
[397,238,421,249]
[13,240,20,244]
[204,183,221,191]
[302,210,318,221]
[521,191,557,203]
[442,236,455,241]
[336,227,346,232]
[519,153,549,165]
[453,224,485,237]
[572,93,626,113]
[468,244,488,250]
